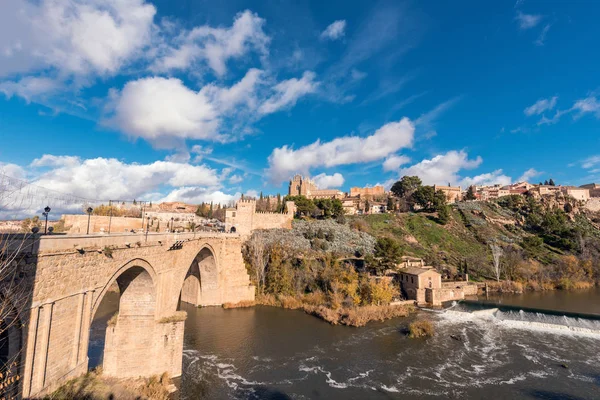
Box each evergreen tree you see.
[465,185,477,200]
[549,178,555,186]
[544,180,549,185]
[208,202,214,219]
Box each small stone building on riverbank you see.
[399,266,477,306]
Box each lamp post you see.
[42,206,51,234]
[108,200,113,235]
[86,207,93,235]
[145,216,150,242]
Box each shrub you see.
[159,311,187,323]
[223,300,256,309]
[102,246,114,258]
[408,320,434,338]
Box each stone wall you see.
[224,199,296,237]
[62,214,142,234]
[3,232,254,397]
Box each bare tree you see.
[490,243,503,282]
[246,233,270,294]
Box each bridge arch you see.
[178,244,220,307]
[88,259,160,378]
[0,293,22,399]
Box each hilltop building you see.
[580,183,600,197]
[433,185,462,203]
[349,185,385,198]
[288,175,344,199]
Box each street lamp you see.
[145,216,150,242]
[86,207,93,235]
[42,206,51,234]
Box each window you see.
[232,212,236,217]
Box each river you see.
[90,290,600,399]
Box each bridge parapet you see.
[2,231,239,254]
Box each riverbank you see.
[483,279,597,294]
[236,294,414,327]
[48,369,173,400]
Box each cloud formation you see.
[320,20,346,41]
[106,69,317,147]
[524,96,557,116]
[0,0,156,78]
[151,10,269,76]
[312,173,345,188]
[267,118,414,182]
[397,150,482,186]
[515,11,542,30]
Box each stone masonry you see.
[1,232,254,398]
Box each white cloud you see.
[572,96,600,119]
[582,155,600,170]
[106,69,316,147]
[0,162,27,180]
[151,10,269,76]
[0,0,156,78]
[320,20,346,41]
[524,96,557,116]
[518,168,541,182]
[28,155,221,200]
[383,155,411,172]
[515,11,542,30]
[0,77,62,102]
[106,76,222,147]
[258,71,319,115]
[160,187,239,205]
[534,24,551,46]
[398,150,482,186]
[460,170,512,188]
[228,174,243,184]
[312,173,345,188]
[1,154,242,218]
[267,118,414,182]
[30,154,81,168]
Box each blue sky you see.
[1,0,600,214]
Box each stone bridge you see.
[1,232,255,398]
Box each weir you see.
[461,299,600,321]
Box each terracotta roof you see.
[400,267,439,276]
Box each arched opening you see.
[0,298,22,399]
[87,264,158,377]
[230,226,236,233]
[178,247,219,309]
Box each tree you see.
[412,185,436,210]
[208,202,214,219]
[368,237,403,275]
[490,243,503,282]
[544,180,549,185]
[284,195,316,217]
[391,176,422,198]
[246,233,269,293]
[548,178,555,186]
[464,185,477,200]
[437,205,450,225]
[386,196,394,211]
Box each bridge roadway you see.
[1,231,255,397]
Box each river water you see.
[179,290,600,399]
[90,290,600,399]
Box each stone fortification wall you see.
[225,199,296,237]
[62,214,142,234]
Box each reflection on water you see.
[180,293,600,400]
[485,287,600,315]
